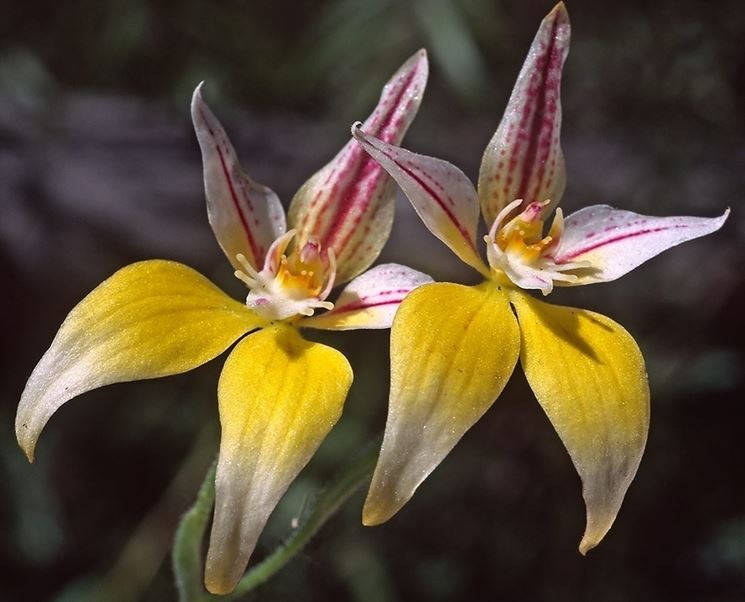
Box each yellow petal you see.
[509,290,649,553]
[16,260,262,461]
[363,282,520,525]
[205,324,352,595]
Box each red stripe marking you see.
[199,107,262,266]
[322,63,422,259]
[330,298,403,315]
[516,17,561,204]
[383,150,477,252]
[330,287,412,314]
[557,224,689,261]
[214,144,262,265]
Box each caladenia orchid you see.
[353,3,729,553]
[15,51,431,594]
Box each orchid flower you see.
[352,3,728,553]
[15,51,431,594]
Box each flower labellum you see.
[16,50,432,595]
[353,2,728,554]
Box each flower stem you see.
[173,443,378,601]
[173,460,218,602]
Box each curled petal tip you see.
[17,436,35,464]
[350,120,363,136]
[578,524,606,556]
[191,82,206,113]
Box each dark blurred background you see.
[1,0,744,600]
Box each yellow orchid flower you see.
[352,3,729,554]
[15,51,431,594]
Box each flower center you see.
[234,229,336,320]
[495,200,558,262]
[484,199,589,295]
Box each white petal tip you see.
[191,82,206,106]
[350,121,364,137]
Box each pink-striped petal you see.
[352,127,489,276]
[551,205,730,284]
[288,50,428,284]
[477,2,570,227]
[192,84,286,272]
[299,263,433,330]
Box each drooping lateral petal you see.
[551,205,730,285]
[299,263,433,330]
[288,50,428,284]
[509,290,649,554]
[352,127,489,276]
[363,282,520,525]
[192,84,286,272]
[205,324,352,594]
[16,260,263,462]
[478,2,570,226]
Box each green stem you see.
[173,444,378,601]
[173,460,217,602]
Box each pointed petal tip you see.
[16,404,39,463]
[361,498,396,527]
[190,82,210,125]
[16,434,35,463]
[191,81,205,108]
[550,1,569,18]
[20,442,35,464]
[403,47,429,72]
[578,527,605,556]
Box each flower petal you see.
[509,290,649,554]
[16,260,262,462]
[352,127,489,276]
[478,2,570,226]
[205,324,352,594]
[552,205,730,285]
[363,282,520,525]
[192,84,286,272]
[299,263,433,330]
[288,50,428,283]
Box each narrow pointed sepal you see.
[363,282,520,525]
[352,127,489,276]
[16,260,263,462]
[478,2,570,225]
[205,324,352,595]
[551,205,730,285]
[299,263,432,330]
[192,84,286,272]
[509,290,649,553]
[288,50,428,283]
